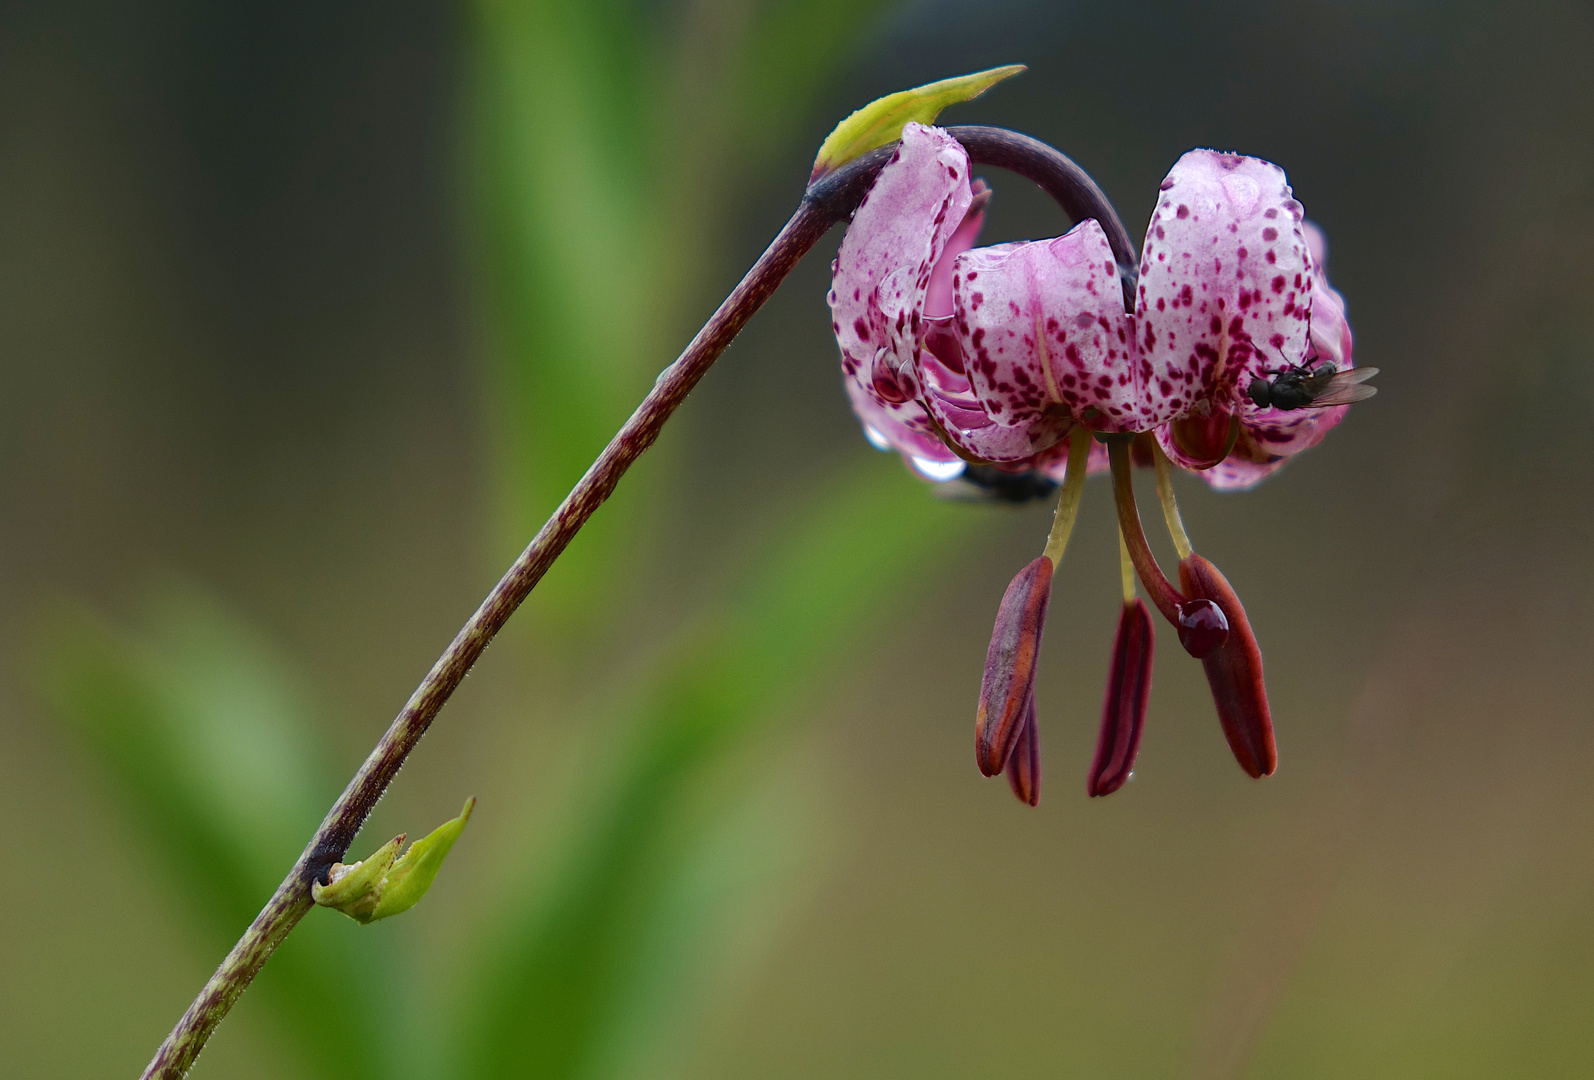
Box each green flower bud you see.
[312,797,475,924]
[809,65,1025,183]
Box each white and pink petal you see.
[953,221,1142,433]
[829,123,974,407]
[1135,150,1313,428]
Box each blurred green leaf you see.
[452,460,979,1079]
[37,585,402,1080]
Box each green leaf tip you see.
[312,797,475,925]
[809,65,1025,184]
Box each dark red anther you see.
[1005,695,1041,806]
[976,555,1054,777]
[1178,554,1276,779]
[1176,598,1229,658]
[1088,598,1154,797]
[1167,410,1241,470]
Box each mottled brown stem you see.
[139,125,1131,1079]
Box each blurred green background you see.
[4,0,1594,1076]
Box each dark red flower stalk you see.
[1088,597,1154,797]
[975,554,1053,777]
[1179,554,1277,778]
[1005,697,1041,806]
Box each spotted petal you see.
[829,123,973,409]
[1135,150,1313,428]
[953,221,1142,433]
[1199,221,1358,490]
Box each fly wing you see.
[1309,367,1379,408]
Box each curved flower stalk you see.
[829,117,1374,800]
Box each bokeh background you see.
[4,0,1594,1076]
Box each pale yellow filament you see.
[1152,443,1194,560]
[1117,526,1137,603]
[1041,428,1092,565]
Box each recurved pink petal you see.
[976,555,1053,776]
[1005,696,1041,806]
[925,181,989,319]
[830,123,973,409]
[1136,150,1313,428]
[952,222,1140,432]
[1198,220,1358,490]
[921,382,1074,464]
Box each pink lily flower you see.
[828,124,1371,801]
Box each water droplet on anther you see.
[1177,599,1229,657]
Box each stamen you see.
[1117,526,1137,604]
[1005,696,1041,806]
[1107,438,1229,657]
[1088,595,1154,797]
[1152,444,1194,560]
[1041,427,1091,566]
[975,555,1053,777]
[1179,553,1277,778]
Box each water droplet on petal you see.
[912,457,966,481]
[863,425,890,451]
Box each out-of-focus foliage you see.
[32,2,999,1078]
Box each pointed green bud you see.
[809,65,1025,183]
[369,796,474,921]
[311,834,403,919]
[312,797,475,925]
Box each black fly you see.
[1247,358,1379,411]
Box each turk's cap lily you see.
[835,131,1364,490]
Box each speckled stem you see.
[138,125,1133,1079]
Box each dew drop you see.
[912,457,966,481]
[863,425,890,451]
[1177,599,1229,657]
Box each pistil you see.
[1107,437,1229,658]
[1105,438,1187,624]
[1088,530,1154,797]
